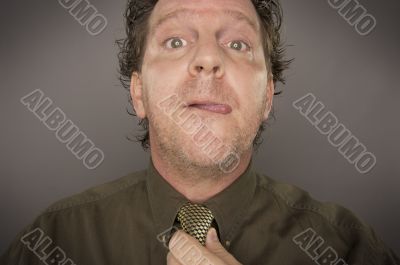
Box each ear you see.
[130,72,146,119]
[263,76,275,121]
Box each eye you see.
[227,40,250,52]
[165,37,187,49]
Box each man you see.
[1,0,399,264]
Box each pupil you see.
[172,39,182,48]
[233,42,241,50]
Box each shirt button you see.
[225,241,231,247]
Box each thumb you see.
[205,228,240,264]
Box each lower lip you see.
[189,104,232,114]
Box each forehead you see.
[149,0,259,30]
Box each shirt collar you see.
[146,156,257,242]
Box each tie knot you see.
[177,202,214,245]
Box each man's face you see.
[131,0,274,171]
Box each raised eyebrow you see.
[151,8,258,35]
[224,10,258,33]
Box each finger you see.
[167,251,183,265]
[206,228,242,265]
[169,230,225,265]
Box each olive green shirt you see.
[1,157,399,264]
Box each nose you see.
[188,38,225,78]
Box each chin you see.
[180,142,223,167]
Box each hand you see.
[167,228,242,265]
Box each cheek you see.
[141,59,187,112]
[226,47,268,102]
[228,66,268,111]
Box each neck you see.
[150,147,253,203]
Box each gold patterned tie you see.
[177,202,215,245]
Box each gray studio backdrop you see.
[1,0,399,255]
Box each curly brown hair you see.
[116,0,291,151]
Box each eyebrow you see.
[151,8,258,35]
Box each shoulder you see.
[256,172,364,228]
[43,168,148,213]
[255,172,399,263]
[0,169,149,263]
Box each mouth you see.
[186,101,232,115]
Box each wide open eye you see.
[227,40,250,52]
[165,37,188,49]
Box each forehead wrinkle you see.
[151,8,259,35]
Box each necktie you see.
[177,202,215,245]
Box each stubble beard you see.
[143,76,267,180]
[147,105,263,180]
